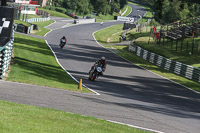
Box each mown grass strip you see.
[103,45,200,92]
[32,20,54,36]
[93,25,200,92]
[95,12,119,22]
[38,8,71,18]
[6,33,90,93]
[20,14,42,20]
[135,36,200,68]
[122,6,132,17]
[0,100,151,133]
[93,1,200,92]
[94,24,123,44]
[14,20,32,27]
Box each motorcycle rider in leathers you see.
[60,36,67,49]
[90,56,106,75]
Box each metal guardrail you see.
[0,32,14,79]
[25,17,50,23]
[129,44,200,83]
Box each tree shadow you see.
[15,37,53,56]
[69,70,200,120]
[52,43,145,70]
[12,57,76,85]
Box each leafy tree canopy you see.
[54,0,127,15]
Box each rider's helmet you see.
[101,56,105,61]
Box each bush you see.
[55,7,66,14]
[50,6,56,11]
[149,19,160,26]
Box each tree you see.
[62,0,127,16]
[153,0,164,21]
[110,0,120,14]
[92,0,110,15]
[76,0,90,15]
[119,0,127,9]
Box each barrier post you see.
[78,79,82,90]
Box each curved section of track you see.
[0,4,200,133]
[44,18,200,133]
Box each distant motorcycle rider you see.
[90,56,106,75]
[60,36,67,49]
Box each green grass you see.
[95,13,119,22]
[93,20,200,92]
[14,20,32,27]
[0,100,150,133]
[93,1,155,44]
[104,45,200,92]
[31,20,54,36]
[122,6,132,17]
[121,5,128,13]
[20,14,42,20]
[7,33,90,93]
[14,19,54,36]
[38,8,71,18]
[128,1,153,25]
[132,32,200,68]
[94,24,123,44]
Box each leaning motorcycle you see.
[88,63,103,81]
[59,39,66,49]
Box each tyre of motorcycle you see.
[89,71,97,81]
[60,42,65,49]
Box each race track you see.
[0,3,200,133]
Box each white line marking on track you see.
[92,29,200,95]
[107,120,165,133]
[45,40,100,95]
[92,28,200,133]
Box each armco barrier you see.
[0,33,14,79]
[129,44,200,83]
[25,17,50,23]
[74,18,95,24]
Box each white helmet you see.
[101,56,105,61]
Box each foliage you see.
[55,7,67,13]
[7,34,90,93]
[31,20,54,36]
[137,0,200,24]
[37,8,70,18]
[59,0,127,16]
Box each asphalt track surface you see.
[1,4,200,133]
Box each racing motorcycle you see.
[59,39,66,49]
[88,62,103,81]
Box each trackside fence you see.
[129,44,200,83]
[25,17,50,23]
[0,32,14,79]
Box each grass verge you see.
[93,25,200,92]
[0,100,150,133]
[6,33,90,93]
[38,8,71,18]
[14,19,54,36]
[122,5,132,17]
[93,1,200,92]
[103,45,200,92]
[14,20,32,27]
[135,36,200,68]
[31,20,54,36]
[95,12,119,22]
[20,14,42,20]
[94,24,123,44]
[128,1,153,25]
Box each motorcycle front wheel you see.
[89,72,96,81]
